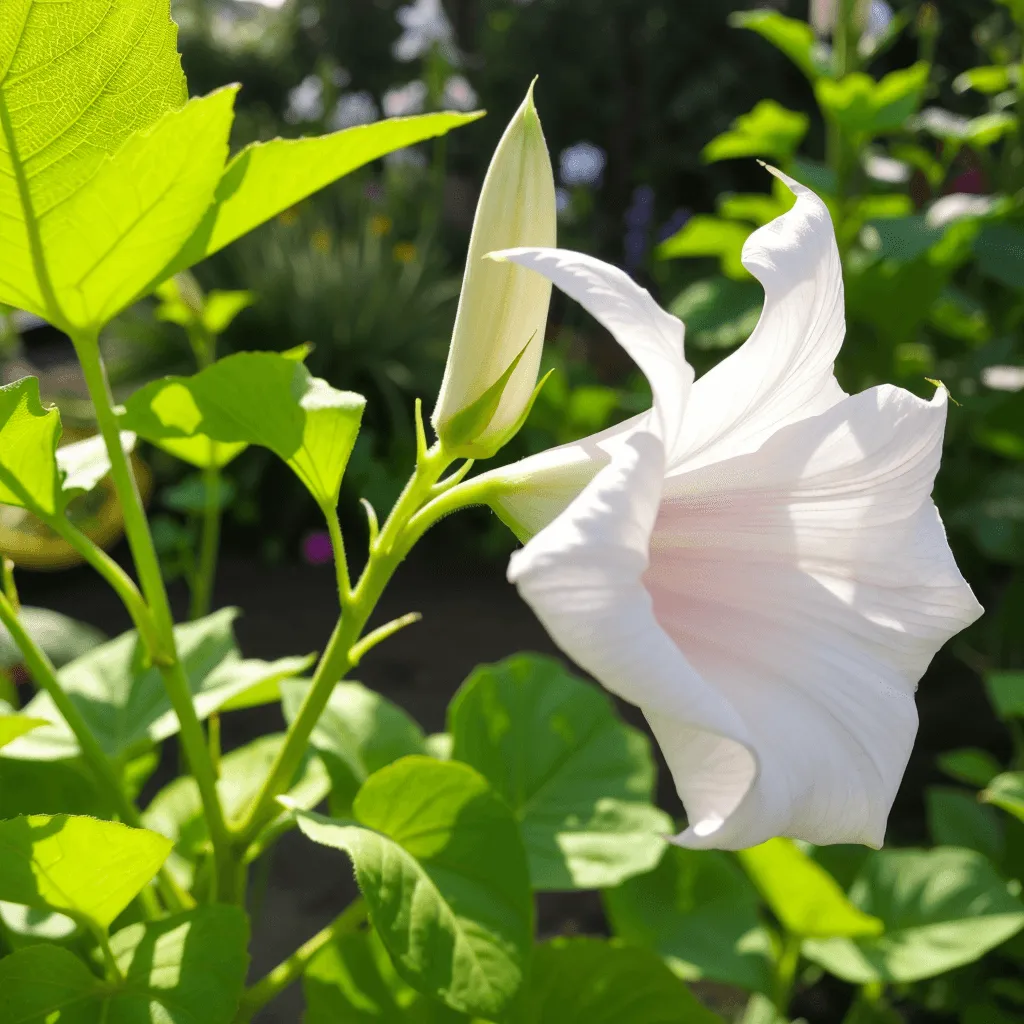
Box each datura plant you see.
[0,3,1008,1024]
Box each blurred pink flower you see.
[302,531,334,566]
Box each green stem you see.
[323,503,352,608]
[234,444,455,849]
[71,329,233,903]
[773,932,802,1016]
[235,899,367,1022]
[91,924,123,984]
[189,462,221,621]
[0,592,191,914]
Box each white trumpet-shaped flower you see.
[479,171,982,850]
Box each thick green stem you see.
[0,592,191,913]
[773,932,802,1016]
[189,462,221,621]
[235,899,367,1022]
[71,330,233,902]
[234,444,455,849]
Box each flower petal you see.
[491,247,693,451]
[508,431,757,832]
[670,172,847,475]
[646,385,982,848]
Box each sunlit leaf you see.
[604,846,773,993]
[703,100,808,164]
[0,378,61,516]
[0,714,47,751]
[121,351,365,507]
[57,432,136,503]
[803,847,1024,983]
[982,773,1024,824]
[656,216,751,279]
[449,655,672,890]
[0,814,170,928]
[816,64,930,138]
[295,757,533,1018]
[738,838,884,939]
[729,10,827,80]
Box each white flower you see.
[393,0,458,63]
[383,80,428,118]
[982,365,1024,392]
[479,171,982,850]
[811,0,893,50]
[329,91,379,131]
[442,74,479,112]
[925,193,997,229]
[432,83,556,456]
[863,152,911,185]
[559,141,606,188]
[285,75,324,124]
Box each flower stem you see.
[772,932,802,1016]
[233,443,456,849]
[235,898,367,1021]
[0,591,191,913]
[70,329,233,902]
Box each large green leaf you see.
[295,757,533,1019]
[120,351,365,508]
[0,756,114,819]
[34,89,236,330]
[815,64,930,139]
[702,100,808,164]
[144,733,330,889]
[729,10,827,80]
[983,773,1024,824]
[0,0,186,322]
[0,606,106,670]
[0,906,248,1023]
[738,839,883,939]
[0,378,61,515]
[304,927,464,1023]
[8,608,310,762]
[509,938,724,1024]
[0,714,46,751]
[926,786,1004,863]
[158,111,483,284]
[449,655,671,891]
[985,670,1024,720]
[656,216,751,279]
[281,679,427,815]
[604,846,773,993]
[0,814,170,929]
[803,847,1024,983]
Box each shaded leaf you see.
[983,773,1024,824]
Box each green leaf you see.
[982,773,1024,824]
[9,609,310,762]
[985,670,1024,719]
[0,607,106,671]
[738,838,884,939]
[449,654,672,891]
[281,679,427,816]
[57,432,136,504]
[816,64,930,138]
[656,216,751,279]
[0,378,61,516]
[305,926,465,1023]
[803,847,1024,983]
[157,111,483,284]
[703,101,809,164]
[144,733,329,889]
[669,277,763,350]
[0,757,114,820]
[0,900,78,948]
[30,89,237,330]
[509,937,724,1024]
[729,10,826,80]
[295,757,533,1018]
[0,0,186,323]
[926,786,1004,863]
[937,747,1003,787]
[0,814,171,929]
[202,290,255,335]
[954,65,1018,95]
[718,193,789,226]
[740,993,790,1024]
[0,714,47,751]
[120,351,365,507]
[0,906,249,1024]
[604,845,774,993]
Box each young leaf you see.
[816,65,930,140]
[702,100,809,164]
[509,937,725,1024]
[729,10,826,80]
[982,773,1024,824]
[120,352,366,508]
[0,0,186,320]
[449,654,672,890]
[604,846,774,994]
[803,847,1024,983]
[157,111,483,285]
[281,679,427,815]
[0,378,61,516]
[295,757,533,1019]
[738,838,884,938]
[936,747,1003,787]
[656,216,751,279]
[39,88,237,330]
[0,814,171,928]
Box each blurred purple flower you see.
[624,185,655,274]
[303,531,334,566]
[656,208,692,243]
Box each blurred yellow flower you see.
[393,242,418,264]
[311,229,332,254]
[279,206,300,226]
[370,214,393,237]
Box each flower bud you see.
[432,81,556,457]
